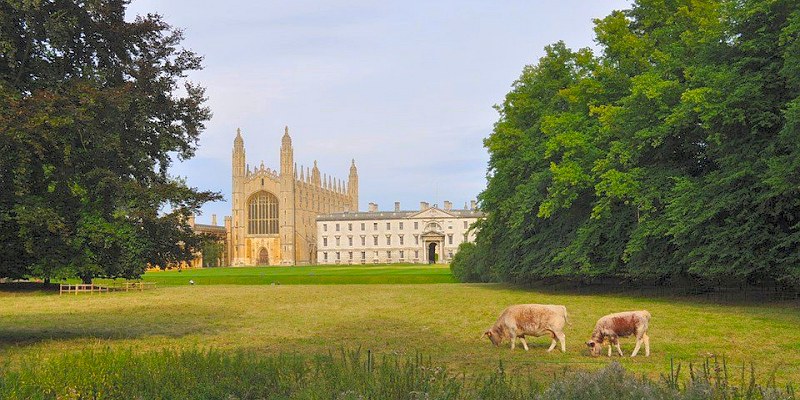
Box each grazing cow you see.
[484,304,569,352]
[586,310,651,357]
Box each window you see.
[400,250,404,259]
[414,250,419,258]
[336,237,340,246]
[361,236,366,246]
[323,224,327,232]
[386,222,391,230]
[361,251,366,260]
[323,237,328,247]
[361,223,365,230]
[348,223,352,231]
[336,252,340,260]
[349,252,353,260]
[348,237,353,246]
[373,222,378,230]
[247,191,279,234]
[414,234,419,245]
[323,252,328,261]
[387,250,392,259]
[399,235,404,245]
[448,234,453,245]
[399,222,404,229]
[373,236,378,246]
[414,221,418,229]
[336,223,340,231]
[386,235,391,245]
[463,221,468,229]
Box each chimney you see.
[470,200,477,210]
[420,201,429,210]
[368,202,378,212]
[394,201,400,212]
[212,214,217,226]
[443,201,452,211]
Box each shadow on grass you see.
[0,304,225,348]
[470,281,800,307]
[0,282,60,293]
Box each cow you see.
[586,310,651,357]
[484,304,569,352]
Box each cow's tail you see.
[563,306,572,326]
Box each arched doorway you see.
[428,242,437,264]
[257,247,269,265]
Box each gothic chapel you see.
[226,127,358,266]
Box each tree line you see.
[452,0,800,290]
[0,1,220,283]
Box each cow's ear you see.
[586,341,595,347]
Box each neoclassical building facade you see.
[226,127,358,266]
[316,201,483,264]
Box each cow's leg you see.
[643,333,650,357]
[631,337,642,357]
[520,336,529,351]
[615,341,624,357]
[556,331,566,353]
[510,333,517,350]
[607,343,612,357]
[546,337,557,352]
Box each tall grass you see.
[0,348,794,400]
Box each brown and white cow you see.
[586,310,651,357]
[484,304,569,352]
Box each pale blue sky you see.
[127,0,631,224]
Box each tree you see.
[0,0,221,283]
[453,0,800,289]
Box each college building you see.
[316,201,482,265]
[226,127,358,266]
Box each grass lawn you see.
[2,271,799,386]
[100,264,457,286]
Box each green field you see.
[2,265,799,387]
[134,264,457,286]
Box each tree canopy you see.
[453,0,800,289]
[0,0,221,283]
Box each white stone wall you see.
[316,209,480,264]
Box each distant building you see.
[227,127,358,266]
[316,201,483,265]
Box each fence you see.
[59,284,110,295]
[59,282,156,295]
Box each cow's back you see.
[501,304,566,335]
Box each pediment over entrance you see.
[408,208,455,219]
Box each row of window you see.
[322,233,460,247]
[321,250,455,261]
[322,220,470,232]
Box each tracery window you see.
[248,191,279,234]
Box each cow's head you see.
[586,339,602,356]
[484,328,502,346]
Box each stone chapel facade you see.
[226,127,358,266]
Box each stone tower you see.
[348,159,359,212]
[279,126,296,265]
[231,128,246,265]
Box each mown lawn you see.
[103,264,457,286]
[2,272,798,386]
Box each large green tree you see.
[454,0,800,289]
[0,0,220,283]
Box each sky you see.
[126,0,631,225]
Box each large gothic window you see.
[248,191,279,235]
